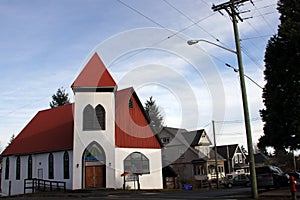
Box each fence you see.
[24,178,66,194]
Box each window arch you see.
[16,156,21,180]
[124,152,150,174]
[48,153,54,179]
[83,104,95,130]
[63,151,69,179]
[95,104,105,130]
[5,157,9,180]
[83,104,105,131]
[28,155,32,179]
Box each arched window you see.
[48,153,54,179]
[63,151,69,179]
[95,104,105,130]
[83,104,95,130]
[28,155,32,179]
[124,152,150,174]
[5,157,9,180]
[83,104,106,131]
[16,156,21,180]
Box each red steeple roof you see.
[71,53,117,88]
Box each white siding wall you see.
[72,92,116,190]
[1,150,73,196]
[115,148,163,190]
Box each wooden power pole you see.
[212,0,258,199]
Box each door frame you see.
[82,142,106,189]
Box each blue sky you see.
[0,0,279,151]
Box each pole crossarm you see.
[212,0,250,22]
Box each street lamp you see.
[187,39,236,54]
[187,39,257,196]
[226,63,263,89]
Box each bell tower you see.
[71,53,117,189]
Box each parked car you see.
[224,173,250,188]
[256,165,289,189]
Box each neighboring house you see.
[253,153,272,167]
[0,53,163,196]
[206,149,226,180]
[158,127,225,189]
[214,144,248,174]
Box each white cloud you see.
[0,0,279,150]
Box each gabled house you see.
[158,127,225,189]
[214,144,248,174]
[253,152,272,167]
[0,53,163,196]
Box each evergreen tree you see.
[144,96,164,134]
[50,87,70,108]
[258,0,300,151]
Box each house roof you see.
[71,53,117,89]
[183,129,211,146]
[1,104,74,156]
[214,144,239,159]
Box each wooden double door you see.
[85,165,105,188]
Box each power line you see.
[114,0,231,68]
[163,0,221,43]
[252,1,277,35]
[117,0,165,28]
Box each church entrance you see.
[83,142,106,188]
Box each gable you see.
[215,144,239,159]
[115,88,161,148]
[1,104,74,156]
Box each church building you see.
[0,53,163,195]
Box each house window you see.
[63,151,69,179]
[128,98,133,109]
[28,155,32,179]
[83,104,105,130]
[235,155,238,163]
[16,156,21,180]
[124,152,150,175]
[239,154,243,163]
[194,164,205,175]
[48,153,54,179]
[5,157,9,180]
[95,104,105,130]
[161,137,170,144]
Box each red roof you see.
[1,104,74,156]
[1,54,160,156]
[1,89,161,157]
[115,88,161,148]
[71,53,117,88]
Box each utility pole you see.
[212,0,258,199]
[212,120,219,189]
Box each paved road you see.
[2,187,296,200]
